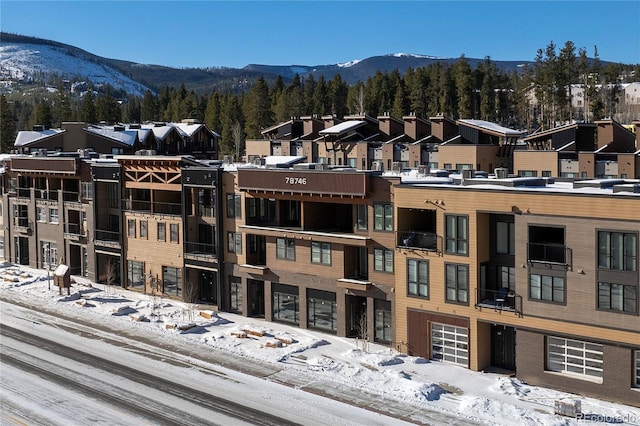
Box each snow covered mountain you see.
[0,32,536,96]
[0,41,152,96]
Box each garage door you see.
[431,322,468,367]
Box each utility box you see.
[54,264,71,295]
[554,399,581,417]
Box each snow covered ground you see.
[1,262,639,426]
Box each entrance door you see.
[346,295,367,337]
[198,270,217,304]
[491,325,516,371]
[247,279,265,317]
[14,237,29,265]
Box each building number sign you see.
[285,176,307,185]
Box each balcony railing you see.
[16,187,31,198]
[475,288,523,317]
[528,242,572,268]
[35,189,59,201]
[62,191,81,202]
[95,229,121,242]
[65,223,87,237]
[185,241,217,256]
[396,230,442,253]
[123,200,182,216]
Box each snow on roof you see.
[54,264,69,276]
[141,123,176,141]
[14,129,63,146]
[319,120,366,136]
[175,122,204,137]
[263,155,306,166]
[85,126,138,146]
[458,119,524,136]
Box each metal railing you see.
[65,223,86,236]
[95,229,121,242]
[184,241,217,256]
[396,230,442,253]
[475,288,523,317]
[528,242,571,267]
[122,199,182,216]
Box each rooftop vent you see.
[494,168,509,179]
[32,125,45,131]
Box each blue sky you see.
[1,1,639,68]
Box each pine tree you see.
[80,90,97,124]
[53,92,73,127]
[329,74,348,117]
[312,76,330,116]
[30,100,53,129]
[243,77,273,139]
[141,90,159,122]
[204,91,221,133]
[0,94,16,152]
[95,88,121,124]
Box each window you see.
[357,205,368,230]
[445,263,469,304]
[408,259,429,298]
[547,336,603,381]
[311,242,331,265]
[374,248,393,272]
[198,188,214,217]
[170,223,179,243]
[635,350,640,388]
[518,170,538,177]
[373,203,393,231]
[530,274,565,303]
[107,183,119,208]
[227,232,242,254]
[157,222,166,241]
[496,221,515,255]
[229,276,242,313]
[127,260,144,289]
[162,266,182,297]
[81,182,93,199]
[374,299,392,343]
[542,171,552,177]
[140,221,147,239]
[598,282,637,314]
[273,284,299,324]
[40,241,57,269]
[598,231,637,272]
[49,208,59,224]
[37,207,47,223]
[498,266,516,291]
[276,238,295,260]
[128,219,136,237]
[307,289,337,332]
[226,193,241,218]
[445,215,468,255]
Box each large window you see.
[357,205,368,230]
[445,215,468,255]
[128,219,136,237]
[408,259,429,298]
[226,193,242,218]
[373,203,393,231]
[547,336,603,382]
[496,221,515,255]
[597,282,637,314]
[598,231,637,272]
[445,263,468,304]
[273,284,299,324]
[162,266,182,297]
[530,274,565,303]
[127,260,144,289]
[311,242,331,265]
[307,289,337,332]
[198,188,214,217]
[40,241,57,269]
[276,238,295,261]
[37,207,47,223]
[140,220,147,239]
[107,183,119,208]
[227,232,242,254]
[374,248,393,272]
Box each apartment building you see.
[516,119,639,178]
[221,158,397,342]
[392,173,640,406]
[1,151,96,280]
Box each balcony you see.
[184,241,217,263]
[94,229,121,249]
[123,200,182,216]
[475,288,523,317]
[35,189,59,201]
[396,230,442,253]
[527,242,572,269]
[64,223,87,242]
